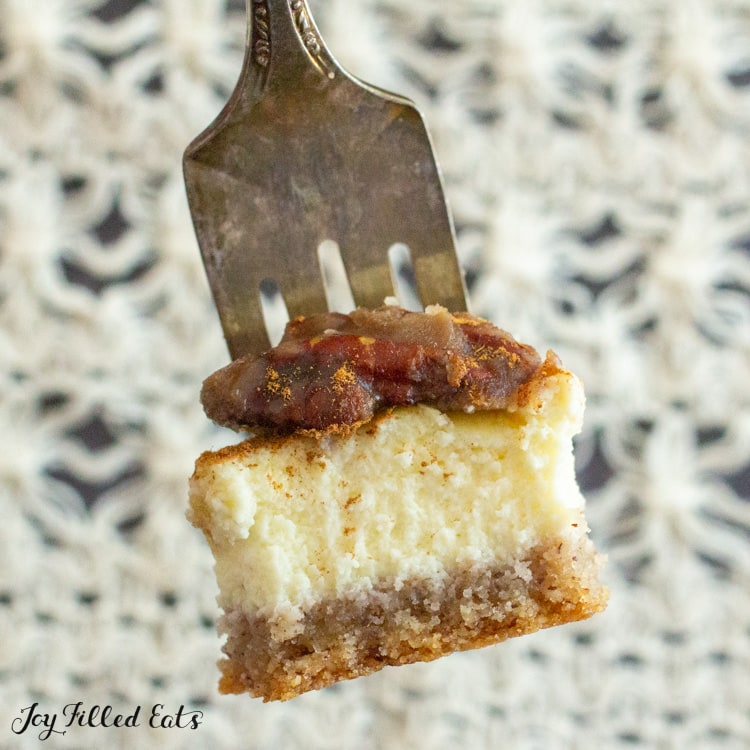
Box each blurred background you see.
[1,0,749,747]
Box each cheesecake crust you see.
[217,534,608,702]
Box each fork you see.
[183,0,467,359]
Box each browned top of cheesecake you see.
[201,305,545,434]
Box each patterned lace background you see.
[1,0,749,748]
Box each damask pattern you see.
[1,0,748,748]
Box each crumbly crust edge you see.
[216,533,608,702]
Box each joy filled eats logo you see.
[11,701,203,741]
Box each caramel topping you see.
[201,305,543,434]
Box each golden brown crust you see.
[216,534,608,702]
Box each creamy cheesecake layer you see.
[189,364,589,639]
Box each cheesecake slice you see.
[189,305,607,701]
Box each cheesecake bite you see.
[189,305,607,701]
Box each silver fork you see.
[183,0,467,359]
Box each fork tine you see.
[332,105,467,312]
[273,247,330,321]
[409,236,467,313]
[341,252,393,310]
[185,166,330,357]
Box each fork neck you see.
[246,0,337,84]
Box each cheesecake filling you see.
[189,367,588,641]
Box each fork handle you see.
[247,0,337,83]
